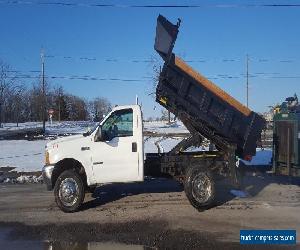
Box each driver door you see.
[91,107,143,183]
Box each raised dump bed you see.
[154,15,265,159]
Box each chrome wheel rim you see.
[58,178,79,207]
[191,173,212,204]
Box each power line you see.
[1,1,300,8]
[8,74,146,82]
[246,54,249,108]
[41,49,46,133]
[6,67,300,80]
[44,54,156,63]
[41,54,299,64]
[9,69,300,78]
[6,73,300,81]
[2,52,298,64]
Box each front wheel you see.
[54,170,85,213]
[184,166,215,211]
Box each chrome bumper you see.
[42,165,55,190]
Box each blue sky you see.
[0,0,299,118]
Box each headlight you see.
[45,150,50,165]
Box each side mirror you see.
[94,126,103,142]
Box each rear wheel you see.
[54,170,85,213]
[184,166,215,211]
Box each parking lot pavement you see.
[0,175,299,249]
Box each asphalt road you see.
[0,175,299,249]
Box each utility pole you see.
[16,89,21,127]
[0,86,3,128]
[246,54,249,108]
[135,95,139,105]
[41,49,46,133]
[58,88,61,123]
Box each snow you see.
[1,175,43,184]
[0,121,272,174]
[240,148,272,166]
[45,121,96,135]
[0,137,185,172]
[0,121,96,137]
[230,189,249,198]
[0,120,188,136]
[143,121,190,154]
[1,120,188,134]
[144,136,183,153]
[16,175,43,183]
[144,121,189,134]
[0,140,47,172]
[0,122,42,131]
[0,121,186,172]
[0,121,188,172]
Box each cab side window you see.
[101,109,133,141]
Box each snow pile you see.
[16,174,43,183]
[230,189,249,198]
[1,175,43,184]
[240,149,272,166]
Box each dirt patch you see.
[0,221,293,250]
[0,175,299,248]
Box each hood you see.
[46,134,85,149]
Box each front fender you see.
[55,154,95,186]
[46,135,96,186]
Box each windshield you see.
[83,123,99,136]
[83,114,108,136]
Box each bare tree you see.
[161,109,168,121]
[149,57,172,123]
[147,55,161,98]
[90,97,112,122]
[0,60,18,127]
[51,85,65,122]
[0,59,112,124]
[9,85,25,126]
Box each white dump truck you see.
[42,15,264,212]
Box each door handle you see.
[81,146,90,151]
[93,162,103,165]
[132,142,137,152]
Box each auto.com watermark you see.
[240,230,296,245]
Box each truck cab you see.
[42,105,144,212]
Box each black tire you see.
[184,166,216,211]
[54,170,85,213]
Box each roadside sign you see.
[48,109,54,115]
